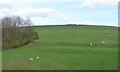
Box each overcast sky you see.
[0,0,119,26]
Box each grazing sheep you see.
[36,57,39,59]
[29,58,33,61]
[89,43,93,46]
[101,41,107,44]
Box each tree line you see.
[0,16,39,49]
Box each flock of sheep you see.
[29,30,112,61]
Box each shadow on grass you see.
[38,42,118,48]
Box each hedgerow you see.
[1,16,39,49]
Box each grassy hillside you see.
[2,25,118,70]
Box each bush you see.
[1,16,38,49]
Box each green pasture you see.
[2,25,118,70]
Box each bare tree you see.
[1,16,38,49]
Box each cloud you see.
[25,9,80,23]
[0,6,80,24]
[0,0,117,26]
[55,13,78,23]
[0,0,119,9]
[0,0,80,23]
[80,0,119,8]
[0,0,40,5]
[0,4,12,9]
[13,8,56,18]
[0,0,83,4]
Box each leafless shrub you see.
[1,16,38,49]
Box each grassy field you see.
[2,25,118,70]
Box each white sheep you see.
[89,43,93,46]
[36,56,39,59]
[29,58,33,61]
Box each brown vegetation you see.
[1,16,39,49]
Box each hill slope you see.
[3,25,118,70]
